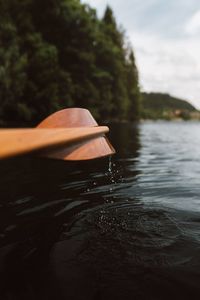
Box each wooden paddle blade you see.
[36,107,115,160]
[37,108,98,128]
[0,108,115,161]
[38,136,115,161]
[0,127,110,159]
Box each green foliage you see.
[0,0,140,126]
[141,92,197,120]
[0,16,28,125]
[126,50,141,121]
[23,33,73,123]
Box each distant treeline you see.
[0,0,140,127]
[141,92,197,120]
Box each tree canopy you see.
[0,0,140,126]
[141,92,197,120]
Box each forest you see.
[0,0,140,127]
[141,92,198,120]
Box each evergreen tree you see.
[31,0,100,117]
[100,6,129,119]
[0,0,140,126]
[126,50,140,120]
[0,9,28,126]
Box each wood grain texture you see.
[39,136,115,160]
[36,107,115,160]
[0,127,110,159]
[0,108,115,160]
[37,108,98,128]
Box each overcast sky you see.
[82,0,200,109]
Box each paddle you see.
[0,108,115,160]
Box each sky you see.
[82,0,200,109]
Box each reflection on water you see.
[1,122,200,299]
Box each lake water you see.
[0,121,200,299]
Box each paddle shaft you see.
[0,126,109,159]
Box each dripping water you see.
[108,156,112,173]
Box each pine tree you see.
[126,50,140,120]
[0,6,29,126]
[0,0,140,126]
[101,6,129,119]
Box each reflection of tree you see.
[107,122,141,181]
[108,123,140,159]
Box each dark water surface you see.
[1,121,200,299]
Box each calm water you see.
[1,121,200,299]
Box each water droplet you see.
[108,156,112,173]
